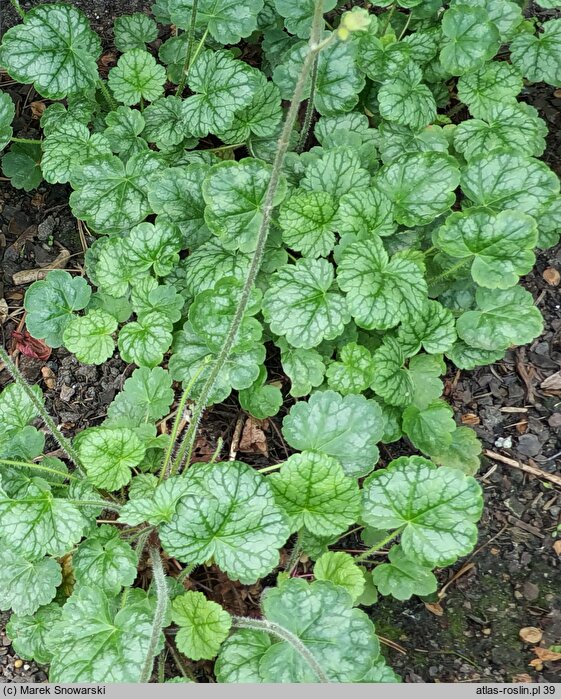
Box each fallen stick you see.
[12,248,70,285]
[484,449,561,488]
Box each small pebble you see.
[14,658,23,668]
[517,433,541,457]
[495,436,512,448]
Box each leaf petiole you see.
[355,526,405,563]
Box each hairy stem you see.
[297,53,319,153]
[285,530,303,575]
[11,137,42,145]
[177,562,196,584]
[355,527,404,563]
[97,79,118,112]
[68,499,121,513]
[0,458,78,480]
[0,345,87,477]
[232,616,330,683]
[9,0,25,19]
[175,0,328,472]
[140,546,170,683]
[166,638,196,682]
[427,258,471,286]
[175,0,200,96]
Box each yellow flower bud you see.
[338,8,372,40]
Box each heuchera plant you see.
[0,0,559,683]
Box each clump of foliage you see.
[0,0,559,683]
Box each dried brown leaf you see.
[239,417,268,456]
[532,647,561,662]
[519,627,543,643]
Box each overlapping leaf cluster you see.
[0,0,559,684]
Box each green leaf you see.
[0,383,42,432]
[6,603,62,665]
[274,36,365,116]
[453,103,547,160]
[42,120,112,184]
[334,189,395,239]
[371,545,437,601]
[148,164,211,247]
[107,367,174,426]
[104,106,147,159]
[326,342,375,396]
[402,399,456,455]
[278,340,326,398]
[457,62,523,119]
[357,35,412,81]
[456,287,544,352]
[362,456,483,567]
[48,586,155,682]
[378,64,437,130]
[273,0,337,38]
[73,525,138,595]
[337,238,427,330]
[1,143,42,191]
[181,241,251,297]
[397,300,457,356]
[113,13,158,52]
[461,152,560,217]
[282,391,384,477]
[130,279,184,323]
[171,0,263,43]
[24,270,91,347]
[436,209,537,288]
[183,50,259,137]
[125,220,182,277]
[118,312,173,368]
[238,369,283,420]
[172,592,232,661]
[119,476,193,526]
[63,309,117,365]
[511,18,561,86]
[376,152,460,227]
[313,552,365,602]
[203,158,286,253]
[0,92,15,152]
[87,238,134,298]
[301,148,370,198]
[431,426,481,475]
[278,190,337,258]
[0,479,89,559]
[70,152,163,234]
[269,451,361,537]
[370,337,413,407]
[0,551,61,616]
[160,462,290,584]
[215,579,380,682]
[377,122,451,165]
[0,4,101,99]
[217,82,282,144]
[109,49,166,105]
[439,5,499,75]
[263,258,350,349]
[143,96,195,149]
[446,340,505,370]
[76,427,146,491]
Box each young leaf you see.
[42,120,112,184]
[370,337,413,407]
[510,18,561,87]
[238,370,283,420]
[263,258,350,349]
[119,476,194,526]
[48,586,155,682]
[159,462,290,584]
[457,62,523,119]
[326,342,375,396]
[362,456,483,567]
[313,552,365,602]
[76,427,146,491]
[0,382,42,433]
[0,92,15,152]
[172,592,232,661]
[378,64,437,130]
[107,367,174,426]
[278,340,326,398]
[216,579,380,682]
[118,312,173,368]
[113,13,158,52]
[183,50,259,137]
[301,148,370,198]
[439,5,499,75]
[1,143,42,191]
[402,399,457,455]
[282,391,385,477]
[397,300,457,356]
[73,525,138,595]
[436,209,537,288]
[269,451,361,537]
[125,220,182,277]
[376,152,460,227]
[142,96,195,149]
[203,158,286,253]
[104,106,147,159]
[63,309,117,365]
[431,426,482,475]
[217,82,282,144]
[0,5,101,99]
[70,152,163,234]
[273,0,337,38]
[108,49,166,105]
[371,545,437,601]
[278,190,338,258]
[130,280,185,324]
[6,603,62,665]
[0,551,61,616]
[24,270,91,347]
[456,287,544,352]
[337,238,427,330]
[357,35,412,81]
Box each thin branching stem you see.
[11,137,42,145]
[0,345,87,477]
[175,0,200,96]
[232,616,330,683]
[140,546,170,683]
[175,0,329,473]
[355,527,404,563]
[297,53,319,153]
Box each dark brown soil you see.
[1,0,560,685]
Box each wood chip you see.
[0,298,8,324]
[461,412,480,425]
[541,371,561,391]
[484,449,561,488]
[553,540,561,557]
[512,674,533,683]
[500,407,528,413]
[424,602,444,616]
[12,248,71,285]
[30,101,46,119]
[41,366,56,390]
[543,267,561,286]
[532,647,561,662]
[519,627,543,643]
